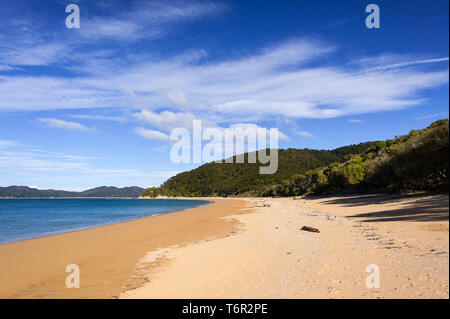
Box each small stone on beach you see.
[300,226,320,233]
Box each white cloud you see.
[0,76,123,111]
[0,43,68,67]
[66,1,225,42]
[228,123,290,141]
[38,118,93,132]
[157,88,190,108]
[347,119,363,123]
[133,109,198,131]
[133,109,289,142]
[0,141,175,187]
[108,40,448,123]
[0,0,226,74]
[133,117,288,162]
[134,127,169,142]
[80,19,142,40]
[0,140,19,148]
[0,35,447,127]
[70,114,128,123]
[153,145,170,152]
[415,112,449,120]
[0,64,15,71]
[355,54,449,72]
[0,147,89,173]
[370,57,448,72]
[298,131,316,138]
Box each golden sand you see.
[1,194,448,299]
[121,194,449,299]
[0,198,248,298]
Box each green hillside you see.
[142,119,448,198]
[142,141,378,197]
[262,119,449,196]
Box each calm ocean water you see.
[0,198,211,244]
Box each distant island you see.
[0,186,145,198]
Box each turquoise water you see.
[0,198,211,244]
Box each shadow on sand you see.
[315,193,449,223]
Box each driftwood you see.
[300,226,320,233]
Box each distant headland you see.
[0,186,145,198]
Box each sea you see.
[0,198,211,244]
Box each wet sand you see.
[0,198,248,298]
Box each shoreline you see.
[0,198,213,246]
[0,197,249,298]
[0,197,143,199]
[1,193,448,299]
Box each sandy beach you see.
[121,194,449,299]
[0,194,448,299]
[0,198,247,298]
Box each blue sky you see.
[0,0,448,190]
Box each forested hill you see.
[142,141,379,197]
[78,186,145,197]
[0,186,145,198]
[142,119,449,198]
[262,119,449,196]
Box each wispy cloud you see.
[133,109,289,143]
[0,64,15,71]
[0,76,124,111]
[362,57,449,73]
[38,118,94,132]
[228,123,290,141]
[78,1,226,41]
[134,109,198,132]
[0,43,68,67]
[157,88,190,109]
[353,54,449,71]
[0,0,226,71]
[0,140,19,148]
[70,114,128,123]
[0,140,176,187]
[415,112,449,120]
[108,40,449,124]
[134,127,170,142]
[0,29,447,125]
[347,119,363,123]
[0,0,448,146]
[298,131,316,138]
